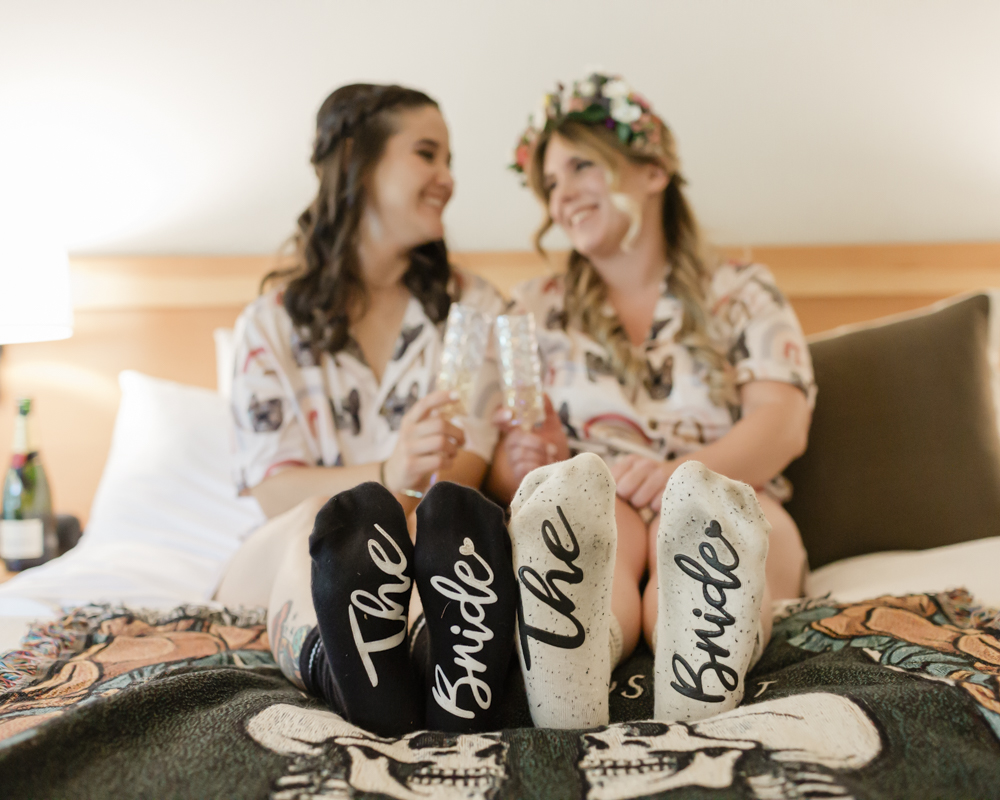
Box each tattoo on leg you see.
[272,600,312,690]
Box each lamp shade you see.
[0,240,73,344]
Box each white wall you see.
[1,0,998,255]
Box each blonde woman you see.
[488,73,814,728]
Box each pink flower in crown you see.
[567,96,587,113]
[514,142,531,171]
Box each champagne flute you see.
[494,313,545,430]
[436,302,493,421]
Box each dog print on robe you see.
[648,316,673,342]
[643,356,673,400]
[248,395,283,433]
[750,273,788,308]
[393,323,425,361]
[576,693,880,800]
[585,351,615,382]
[246,703,508,800]
[558,402,581,441]
[231,274,504,493]
[290,329,317,368]
[713,265,812,395]
[727,331,750,366]
[546,306,568,331]
[380,382,421,431]
[331,389,361,436]
[788,591,1000,740]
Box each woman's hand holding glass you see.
[382,389,466,497]
[493,393,570,486]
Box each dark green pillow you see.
[784,293,1000,570]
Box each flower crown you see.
[510,72,665,181]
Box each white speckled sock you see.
[608,614,624,670]
[508,452,617,729]
[653,461,770,723]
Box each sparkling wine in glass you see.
[436,302,493,420]
[495,313,545,430]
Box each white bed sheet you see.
[0,370,265,654]
[805,535,1000,608]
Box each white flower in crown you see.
[610,96,642,124]
[576,78,597,98]
[602,78,631,99]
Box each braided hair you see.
[264,84,453,357]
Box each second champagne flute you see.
[494,312,545,430]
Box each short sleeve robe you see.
[230,271,505,492]
[508,262,816,496]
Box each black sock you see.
[309,482,422,736]
[299,626,347,714]
[407,612,431,688]
[414,481,517,732]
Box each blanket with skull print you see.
[0,591,997,799]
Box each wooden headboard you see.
[2,242,998,525]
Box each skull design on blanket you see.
[578,693,881,800]
[246,704,507,800]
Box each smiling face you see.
[541,131,666,261]
[365,104,454,252]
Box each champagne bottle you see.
[1,398,57,571]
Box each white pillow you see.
[805,536,1000,609]
[0,370,265,607]
[214,327,236,401]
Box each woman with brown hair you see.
[488,73,815,728]
[216,84,517,737]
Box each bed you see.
[0,290,998,799]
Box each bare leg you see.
[612,496,648,662]
[214,496,328,609]
[755,492,807,601]
[266,512,319,690]
[755,491,808,644]
[642,514,661,649]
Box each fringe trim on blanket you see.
[772,588,1000,630]
[0,603,267,692]
[936,588,1000,631]
[771,594,835,623]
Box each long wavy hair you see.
[263,84,453,357]
[527,120,736,407]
